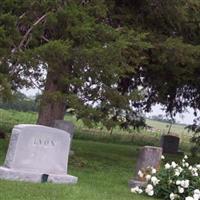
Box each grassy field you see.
[0,109,188,133]
[0,108,192,151]
[0,109,195,200]
[0,138,161,200]
[146,119,189,135]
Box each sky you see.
[146,104,196,125]
[21,88,41,97]
[21,88,196,125]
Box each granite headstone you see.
[53,120,75,140]
[0,124,78,184]
[160,135,180,154]
[53,120,75,156]
[129,146,162,187]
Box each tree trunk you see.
[37,71,66,127]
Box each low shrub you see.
[131,155,200,200]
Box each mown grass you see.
[0,138,161,200]
[0,109,195,200]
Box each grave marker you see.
[53,120,75,155]
[0,124,78,184]
[129,146,162,187]
[160,135,180,154]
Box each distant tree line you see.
[150,115,175,124]
[0,92,38,112]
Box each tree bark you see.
[37,71,66,127]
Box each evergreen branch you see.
[24,35,32,49]
[41,35,49,42]
[19,12,26,20]
[18,14,47,50]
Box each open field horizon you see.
[0,108,192,152]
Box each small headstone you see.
[129,146,162,188]
[0,129,5,139]
[0,124,78,184]
[160,135,180,154]
[53,120,75,140]
[53,120,75,156]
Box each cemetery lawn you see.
[0,139,160,200]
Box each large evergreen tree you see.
[1,0,200,130]
[0,0,149,129]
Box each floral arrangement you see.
[131,155,200,200]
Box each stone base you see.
[0,167,78,184]
[128,179,146,188]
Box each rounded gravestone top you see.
[14,124,70,135]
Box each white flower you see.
[181,180,189,188]
[191,168,198,177]
[161,155,165,160]
[185,162,189,167]
[175,167,183,176]
[185,196,194,200]
[138,188,143,194]
[151,176,160,186]
[186,163,190,167]
[138,170,144,178]
[192,172,198,177]
[196,164,200,169]
[165,163,171,169]
[193,190,200,200]
[145,184,154,196]
[146,184,153,191]
[145,174,151,181]
[193,194,200,200]
[178,186,184,194]
[131,186,143,194]
[147,190,154,196]
[131,187,138,193]
[178,167,183,172]
[184,155,188,159]
[151,167,157,174]
[170,193,175,200]
[175,170,181,176]
[171,161,177,168]
[176,180,181,185]
[170,193,178,200]
[194,189,200,195]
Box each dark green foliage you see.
[1,0,200,133]
[0,0,151,129]
[187,122,200,157]
[107,0,200,116]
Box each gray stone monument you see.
[53,120,75,156]
[0,124,78,184]
[129,146,162,188]
[160,135,180,154]
[53,120,75,140]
